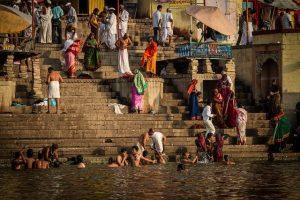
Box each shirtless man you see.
[35,151,49,169]
[137,131,150,153]
[115,33,133,75]
[131,146,156,167]
[25,149,36,169]
[47,67,63,114]
[107,148,128,168]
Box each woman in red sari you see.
[224,92,238,128]
[64,39,82,78]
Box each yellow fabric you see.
[146,52,157,75]
[89,0,104,14]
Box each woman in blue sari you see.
[188,79,201,120]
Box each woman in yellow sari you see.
[140,37,158,76]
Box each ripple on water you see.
[0,161,299,199]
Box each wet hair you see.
[108,157,114,164]
[148,128,154,134]
[120,148,127,154]
[38,151,43,160]
[224,155,229,162]
[157,5,162,10]
[143,150,149,157]
[177,163,185,171]
[26,149,34,158]
[132,145,139,152]
[52,144,59,150]
[93,8,99,14]
[48,67,54,73]
[76,155,83,163]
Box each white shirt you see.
[119,10,129,28]
[152,10,162,28]
[67,6,78,25]
[202,105,213,121]
[151,132,164,153]
[162,12,173,28]
[226,75,233,86]
[108,13,117,34]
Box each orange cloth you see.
[141,41,158,74]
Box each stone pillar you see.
[225,59,235,72]
[203,58,213,73]
[19,60,28,79]
[32,57,43,98]
[4,55,15,78]
[166,62,176,75]
[188,59,198,75]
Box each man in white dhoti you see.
[119,5,129,38]
[40,3,53,43]
[105,8,117,50]
[65,2,78,27]
[115,33,133,75]
[161,8,173,46]
[202,101,216,136]
[237,106,248,145]
[47,67,63,114]
[149,128,167,164]
[99,7,109,44]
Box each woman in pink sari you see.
[63,39,82,78]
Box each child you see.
[35,151,49,169]
[25,149,36,169]
[11,151,25,170]
[223,155,235,165]
[76,155,86,169]
[181,152,198,164]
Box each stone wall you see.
[232,46,253,86]
[0,80,16,112]
[110,78,164,113]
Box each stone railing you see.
[109,78,164,113]
[175,42,233,60]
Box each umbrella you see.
[258,0,300,9]
[0,4,32,34]
[186,5,236,36]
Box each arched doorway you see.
[260,58,279,97]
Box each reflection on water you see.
[0,162,300,199]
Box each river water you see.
[0,161,299,199]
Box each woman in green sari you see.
[272,107,291,152]
[83,33,101,71]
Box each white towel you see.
[108,103,125,114]
[48,81,60,99]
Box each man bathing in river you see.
[47,67,63,114]
[107,148,129,168]
[137,131,150,153]
[148,129,167,164]
[35,151,49,169]
[25,149,36,169]
[131,146,156,167]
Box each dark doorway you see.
[79,0,89,14]
[260,58,279,98]
[203,80,218,102]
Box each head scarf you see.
[134,69,148,95]
[187,79,198,95]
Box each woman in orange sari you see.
[213,88,226,128]
[140,37,158,76]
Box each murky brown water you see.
[0,162,299,199]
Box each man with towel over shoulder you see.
[47,67,63,114]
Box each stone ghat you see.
[2,78,298,164]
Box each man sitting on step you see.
[47,67,63,114]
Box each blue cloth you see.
[189,92,200,118]
[52,6,64,20]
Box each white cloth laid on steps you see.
[48,81,60,99]
[109,103,126,114]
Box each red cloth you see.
[140,41,158,66]
[226,99,238,128]
[197,134,207,152]
[187,79,198,95]
[214,134,223,162]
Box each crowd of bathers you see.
[11,128,236,171]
